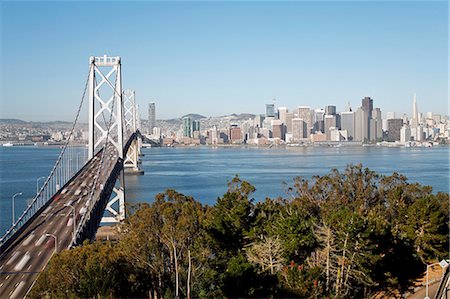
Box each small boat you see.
[3,142,13,147]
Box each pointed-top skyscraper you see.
[412,93,418,127]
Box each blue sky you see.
[0,1,448,121]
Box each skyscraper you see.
[411,93,418,127]
[325,105,336,116]
[313,109,325,133]
[361,97,373,141]
[324,115,337,140]
[292,118,307,142]
[362,97,373,118]
[148,102,156,133]
[296,106,312,138]
[340,111,355,140]
[355,107,368,142]
[278,107,288,125]
[183,117,192,137]
[387,119,403,142]
[266,103,276,118]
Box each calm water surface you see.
[1,145,449,235]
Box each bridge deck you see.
[0,150,118,299]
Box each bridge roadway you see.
[0,149,118,298]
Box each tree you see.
[246,235,285,275]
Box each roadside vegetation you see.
[30,164,449,298]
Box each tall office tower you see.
[362,97,373,117]
[383,112,395,131]
[278,107,288,125]
[361,97,373,140]
[285,112,294,133]
[400,126,411,143]
[182,117,192,137]
[296,106,312,138]
[210,126,219,144]
[416,125,424,141]
[340,111,355,140]
[325,105,336,115]
[229,126,242,143]
[313,109,325,133]
[292,118,307,142]
[355,107,369,142]
[266,103,276,117]
[192,120,200,133]
[387,119,403,142]
[372,108,383,141]
[254,114,265,128]
[271,120,285,140]
[324,115,337,140]
[148,102,156,133]
[411,93,418,127]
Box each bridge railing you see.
[0,66,92,249]
[0,143,88,248]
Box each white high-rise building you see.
[148,102,156,133]
[278,107,288,126]
[400,126,411,143]
[355,107,369,142]
[340,111,355,140]
[411,93,418,127]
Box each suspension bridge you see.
[0,55,144,298]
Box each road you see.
[0,149,118,298]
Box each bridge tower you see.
[123,89,144,174]
[88,55,125,222]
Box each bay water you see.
[1,145,449,236]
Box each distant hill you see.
[0,119,73,126]
[0,118,28,125]
[181,114,207,120]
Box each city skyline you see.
[1,1,448,121]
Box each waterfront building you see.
[361,97,373,141]
[285,112,294,133]
[416,125,424,141]
[324,115,337,140]
[182,117,192,138]
[296,106,312,138]
[340,111,355,140]
[400,126,411,143]
[372,108,383,140]
[266,103,276,118]
[148,102,156,134]
[192,120,200,133]
[259,127,271,139]
[355,107,368,142]
[387,118,403,142]
[229,126,242,143]
[271,119,285,140]
[310,131,327,142]
[330,128,348,141]
[313,109,325,133]
[292,118,307,142]
[254,114,265,128]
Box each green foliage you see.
[32,166,449,298]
